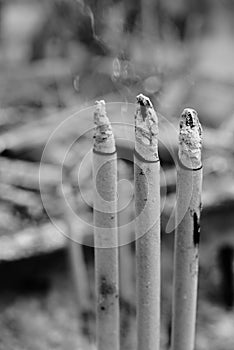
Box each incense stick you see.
[134,94,161,350]
[93,101,119,350]
[171,108,203,350]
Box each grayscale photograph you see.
[0,0,233,349]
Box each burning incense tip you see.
[179,108,202,169]
[137,94,153,108]
[135,94,159,161]
[93,100,115,153]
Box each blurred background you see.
[0,0,234,349]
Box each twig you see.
[0,157,60,190]
[134,94,161,350]
[171,108,203,350]
[0,221,66,261]
[93,100,119,350]
[61,181,91,316]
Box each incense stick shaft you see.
[134,94,160,350]
[135,158,160,350]
[93,101,119,350]
[171,168,202,350]
[172,108,203,350]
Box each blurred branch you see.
[0,221,66,262]
[0,157,60,190]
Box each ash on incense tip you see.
[179,108,202,169]
[135,94,159,161]
[136,93,153,108]
[93,100,115,153]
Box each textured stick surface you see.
[171,108,203,350]
[93,101,119,350]
[134,94,160,350]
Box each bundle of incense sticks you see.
[90,97,203,350]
